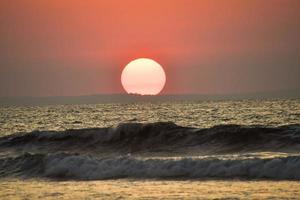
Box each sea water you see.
[0,99,299,199]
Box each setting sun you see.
[121,58,166,95]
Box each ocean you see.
[0,99,299,199]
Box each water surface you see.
[0,99,299,199]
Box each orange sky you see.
[0,0,299,96]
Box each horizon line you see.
[0,88,300,99]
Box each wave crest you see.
[1,122,299,154]
[1,153,300,180]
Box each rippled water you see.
[1,179,300,200]
[1,99,300,199]
[1,99,299,136]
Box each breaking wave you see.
[1,122,300,180]
[1,122,300,154]
[0,153,300,180]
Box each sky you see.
[0,0,299,96]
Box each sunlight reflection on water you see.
[0,179,300,200]
[0,99,299,136]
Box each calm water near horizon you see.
[0,99,300,199]
[1,99,299,136]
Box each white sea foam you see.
[42,154,300,180]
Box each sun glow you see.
[121,58,166,95]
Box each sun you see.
[121,58,166,95]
